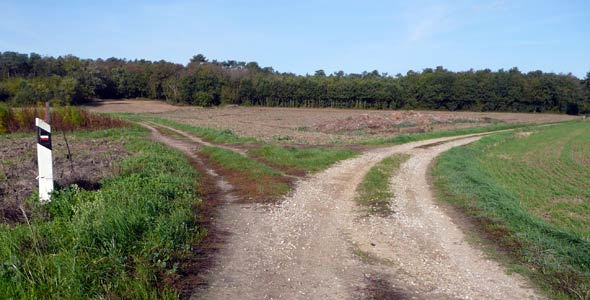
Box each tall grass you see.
[432,122,590,299]
[0,103,127,134]
[0,128,202,299]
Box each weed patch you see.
[0,103,127,134]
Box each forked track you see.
[137,122,543,299]
[187,131,543,300]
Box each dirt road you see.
[139,121,542,299]
[179,132,542,299]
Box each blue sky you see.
[1,0,589,78]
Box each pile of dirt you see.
[0,135,130,224]
[312,111,487,134]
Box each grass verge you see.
[0,126,203,299]
[248,145,358,174]
[432,122,590,299]
[118,114,257,144]
[122,114,359,175]
[362,123,530,145]
[200,146,291,202]
[355,154,410,216]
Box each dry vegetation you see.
[0,104,127,134]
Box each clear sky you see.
[1,0,589,78]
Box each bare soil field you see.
[86,99,577,144]
[85,98,182,113]
[0,134,129,224]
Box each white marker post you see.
[36,118,54,202]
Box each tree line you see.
[1,51,589,114]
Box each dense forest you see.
[1,51,589,114]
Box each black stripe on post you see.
[37,127,52,150]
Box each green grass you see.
[432,121,590,299]
[118,114,258,144]
[248,145,358,173]
[122,114,359,174]
[362,123,530,145]
[200,146,291,200]
[0,127,203,299]
[355,154,410,216]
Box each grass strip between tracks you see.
[248,144,358,173]
[355,153,410,216]
[200,146,291,202]
[118,113,258,145]
[122,114,359,175]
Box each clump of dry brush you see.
[0,103,127,133]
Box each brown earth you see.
[0,134,130,224]
[85,98,183,113]
[85,99,578,144]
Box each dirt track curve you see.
[140,123,543,300]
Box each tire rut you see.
[139,122,236,194]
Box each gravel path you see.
[192,133,544,300]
